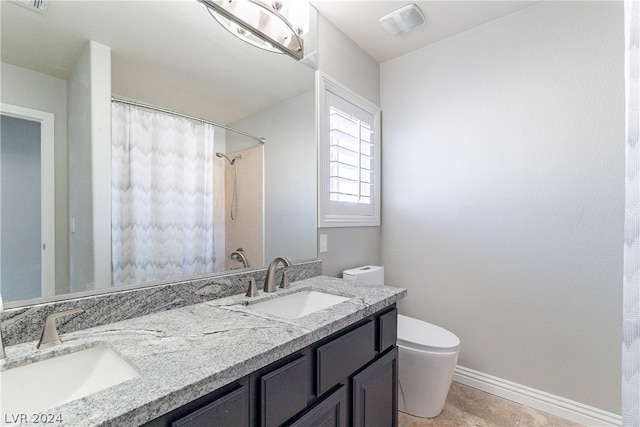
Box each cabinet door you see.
[290,386,347,427]
[262,355,308,427]
[352,347,398,427]
[171,385,248,427]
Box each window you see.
[318,73,381,227]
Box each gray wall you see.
[1,115,41,301]
[380,2,623,413]
[316,13,382,277]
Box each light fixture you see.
[198,0,310,61]
[10,0,48,14]
[379,3,425,37]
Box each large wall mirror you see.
[0,0,318,307]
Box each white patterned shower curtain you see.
[111,103,215,286]
[624,1,640,424]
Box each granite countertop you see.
[1,276,406,427]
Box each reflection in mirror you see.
[0,1,318,307]
[198,0,310,60]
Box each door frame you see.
[1,103,56,297]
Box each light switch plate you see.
[319,234,328,253]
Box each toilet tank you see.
[342,265,384,285]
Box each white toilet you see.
[342,265,461,418]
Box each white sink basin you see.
[1,345,139,418]
[248,290,350,319]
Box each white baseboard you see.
[453,366,622,427]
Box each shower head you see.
[216,152,237,166]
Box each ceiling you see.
[311,1,540,63]
[1,1,316,124]
[1,1,540,123]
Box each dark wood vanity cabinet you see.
[171,384,249,427]
[352,348,398,427]
[316,319,376,396]
[289,385,347,427]
[144,306,398,427]
[143,376,250,427]
[252,353,311,427]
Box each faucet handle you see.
[279,268,292,289]
[37,308,84,350]
[245,277,258,297]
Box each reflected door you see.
[0,105,55,302]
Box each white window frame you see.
[317,72,381,227]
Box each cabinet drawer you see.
[378,308,397,353]
[316,320,376,395]
[262,355,308,427]
[171,384,248,427]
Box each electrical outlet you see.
[319,234,328,253]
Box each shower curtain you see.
[111,103,215,286]
[623,1,640,424]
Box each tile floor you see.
[398,382,583,427]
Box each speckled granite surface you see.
[0,276,406,427]
[2,260,321,346]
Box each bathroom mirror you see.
[0,0,318,306]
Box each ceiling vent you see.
[10,0,48,14]
[379,4,425,37]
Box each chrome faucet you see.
[0,293,5,359]
[37,308,84,349]
[263,256,294,293]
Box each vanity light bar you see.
[198,0,305,61]
[10,0,48,14]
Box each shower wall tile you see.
[225,145,264,270]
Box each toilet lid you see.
[397,314,460,352]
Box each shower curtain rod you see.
[111,96,266,145]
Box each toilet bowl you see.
[342,266,461,419]
[397,314,460,418]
